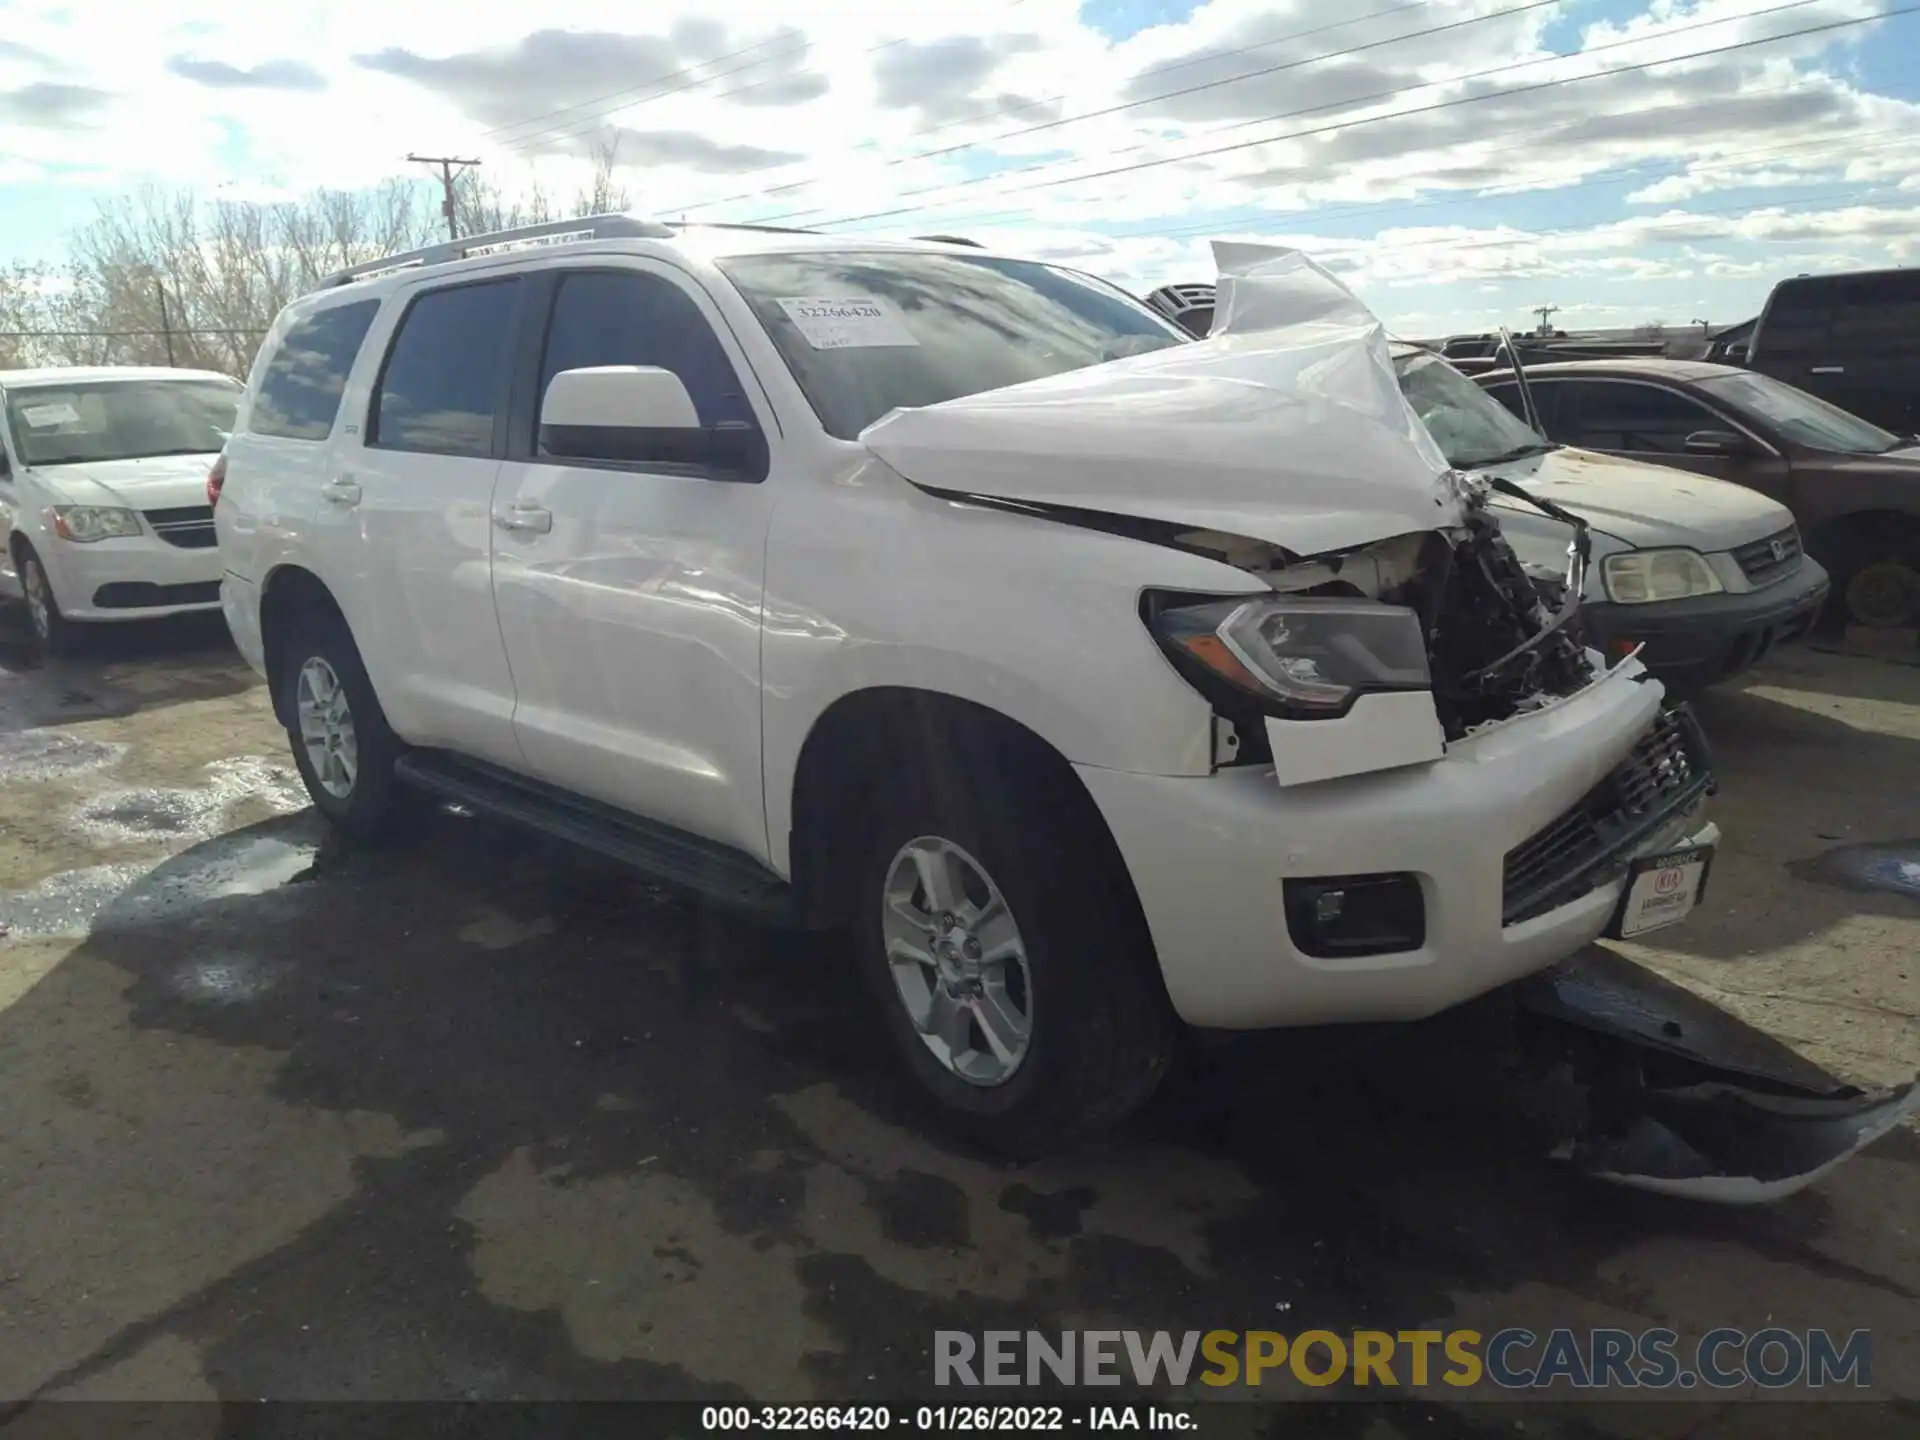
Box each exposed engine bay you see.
[1152,478,1599,752]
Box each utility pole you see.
[153,275,176,366]
[1531,304,1559,337]
[408,153,481,240]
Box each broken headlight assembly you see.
[1602,548,1725,604]
[1145,594,1431,720]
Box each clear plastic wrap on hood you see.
[861,243,1466,559]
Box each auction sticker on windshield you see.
[20,402,81,428]
[778,296,920,350]
[1610,845,1713,939]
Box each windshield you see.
[5,378,240,467]
[1696,369,1903,454]
[716,251,1187,440]
[1392,349,1549,469]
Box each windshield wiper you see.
[1483,472,1593,620]
[1456,440,1558,469]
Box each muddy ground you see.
[0,608,1915,1437]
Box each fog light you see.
[1284,873,1426,958]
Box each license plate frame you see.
[1606,843,1715,940]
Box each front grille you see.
[1731,524,1801,585]
[143,505,217,550]
[1502,706,1715,926]
[92,580,222,609]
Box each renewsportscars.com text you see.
[934,1328,1873,1392]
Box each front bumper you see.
[1581,558,1830,691]
[41,533,226,622]
[1078,663,1718,1031]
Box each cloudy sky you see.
[1,0,1916,334]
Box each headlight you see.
[50,506,142,543]
[1601,549,1724,604]
[1147,594,1431,720]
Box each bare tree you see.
[4,142,634,376]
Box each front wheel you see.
[279,610,407,839]
[17,544,81,656]
[850,743,1176,1158]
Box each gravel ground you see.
[0,609,1914,1437]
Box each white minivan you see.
[215,220,1720,1155]
[1,366,241,652]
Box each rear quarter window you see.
[249,299,382,441]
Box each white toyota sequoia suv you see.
[216,219,1721,1155]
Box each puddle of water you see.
[0,828,322,941]
[1793,839,1920,901]
[70,755,307,846]
[0,729,128,782]
[169,953,290,1005]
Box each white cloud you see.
[0,0,1916,323]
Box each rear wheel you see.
[17,544,81,657]
[279,608,406,839]
[1816,519,1920,631]
[848,731,1176,1158]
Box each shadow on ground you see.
[2,800,1914,1429]
[0,605,255,734]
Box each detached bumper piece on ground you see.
[1509,946,1919,1203]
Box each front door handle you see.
[1810,365,1845,375]
[320,476,362,506]
[492,503,552,535]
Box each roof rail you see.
[913,234,983,248]
[662,220,819,236]
[317,213,675,290]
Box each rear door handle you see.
[492,502,552,535]
[1810,365,1844,375]
[320,476,362,506]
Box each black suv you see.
[1742,267,1920,436]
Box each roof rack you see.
[317,213,675,290]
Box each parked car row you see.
[1143,279,1920,645]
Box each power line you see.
[789,0,1899,230]
[1039,113,1920,249]
[659,0,1452,219]
[819,67,1895,239]
[1149,181,1904,269]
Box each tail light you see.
[207,453,228,508]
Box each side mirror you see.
[538,366,765,479]
[1722,343,1749,364]
[1683,429,1755,459]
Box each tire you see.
[17,543,82,657]
[278,606,407,840]
[846,729,1176,1159]
[1817,521,1920,631]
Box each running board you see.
[393,750,796,923]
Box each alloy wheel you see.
[881,836,1035,1087]
[295,656,358,800]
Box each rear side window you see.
[250,299,380,441]
[1829,272,1920,357]
[536,270,758,432]
[371,279,521,457]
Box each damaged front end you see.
[1142,483,1601,780]
[1508,948,1920,1203]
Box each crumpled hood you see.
[1485,446,1795,552]
[25,454,216,511]
[861,243,1464,557]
